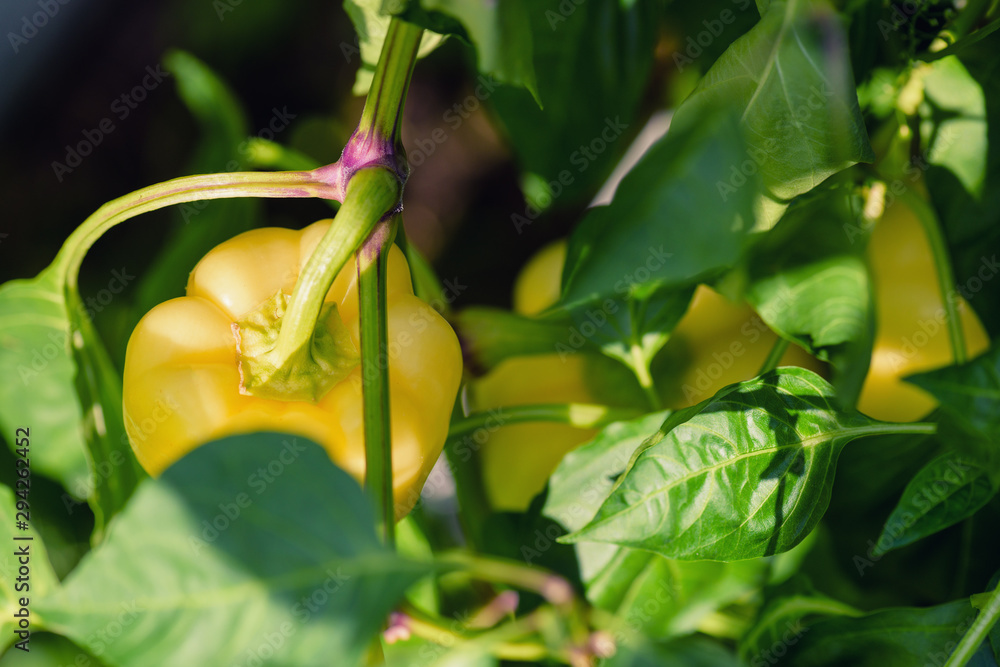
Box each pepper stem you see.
[897,189,967,365]
[271,168,399,367]
[359,218,397,545]
[51,170,341,290]
[358,19,424,148]
[943,580,1000,667]
[757,337,790,376]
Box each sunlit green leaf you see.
[0,272,89,494]
[546,412,768,638]
[37,433,425,667]
[0,485,60,652]
[922,55,987,198]
[562,368,928,560]
[670,0,874,227]
[925,30,1000,336]
[746,186,874,405]
[0,268,143,533]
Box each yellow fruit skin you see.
[513,240,567,316]
[474,354,601,512]
[655,285,826,409]
[475,240,606,512]
[475,240,823,512]
[123,220,463,518]
[856,200,989,422]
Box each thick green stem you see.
[449,403,645,440]
[50,170,338,289]
[757,337,790,376]
[359,19,424,145]
[346,17,425,547]
[359,219,397,546]
[271,168,399,369]
[944,581,1000,667]
[898,190,967,364]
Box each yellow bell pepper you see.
[857,197,989,422]
[123,220,463,517]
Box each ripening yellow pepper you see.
[123,220,463,518]
[475,240,822,512]
[856,198,989,422]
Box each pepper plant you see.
[1,0,999,665]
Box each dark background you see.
[0,0,570,338]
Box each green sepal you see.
[236,290,359,402]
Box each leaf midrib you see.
[577,423,903,539]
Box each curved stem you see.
[271,167,399,367]
[359,218,397,546]
[449,403,645,439]
[50,170,340,289]
[897,189,967,364]
[757,337,790,375]
[944,581,1000,667]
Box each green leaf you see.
[670,0,874,227]
[603,636,741,667]
[873,450,997,557]
[36,433,426,667]
[560,109,756,308]
[921,55,988,199]
[925,30,1000,336]
[0,272,89,494]
[908,344,1000,456]
[562,367,929,560]
[0,485,60,652]
[66,289,146,536]
[0,632,106,665]
[545,413,768,638]
[344,1,444,94]
[773,599,993,666]
[745,186,875,405]
[739,586,862,665]
[588,549,768,639]
[489,0,659,203]
[569,287,696,386]
[387,0,538,102]
[545,413,669,525]
[395,515,440,614]
[545,412,668,577]
[0,270,143,531]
